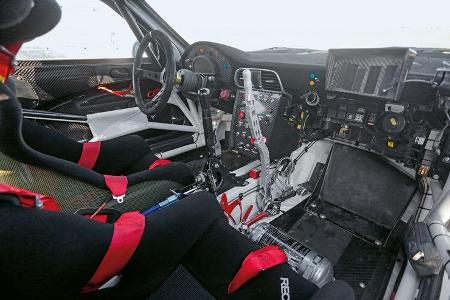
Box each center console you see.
[230,68,299,160]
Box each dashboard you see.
[183,44,233,83]
[180,42,450,181]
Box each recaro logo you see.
[280,277,290,300]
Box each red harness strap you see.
[78,142,101,170]
[149,159,172,170]
[228,245,287,294]
[104,175,128,198]
[81,211,145,293]
[0,184,60,211]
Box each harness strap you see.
[228,245,287,294]
[104,175,128,198]
[78,141,101,169]
[149,159,172,169]
[81,211,145,293]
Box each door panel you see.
[14,58,186,144]
[13,58,135,104]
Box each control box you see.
[230,89,299,160]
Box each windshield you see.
[149,0,450,51]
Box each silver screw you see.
[375,240,382,246]
[319,214,326,219]
[443,157,450,163]
[359,282,366,289]
[310,203,317,208]
[433,174,440,180]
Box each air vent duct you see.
[235,68,284,93]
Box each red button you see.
[219,89,231,100]
[250,137,255,145]
[239,111,246,119]
[249,169,261,179]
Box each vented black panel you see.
[261,70,283,92]
[338,63,358,90]
[378,65,398,96]
[364,66,382,94]
[235,68,283,92]
[325,48,416,100]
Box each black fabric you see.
[127,152,161,174]
[22,119,161,176]
[0,0,33,30]
[0,0,61,45]
[148,266,215,300]
[94,135,157,175]
[0,205,112,299]
[22,119,82,163]
[0,192,353,300]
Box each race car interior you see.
[1,0,450,299]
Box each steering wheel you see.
[133,30,176,117]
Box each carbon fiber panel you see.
[0,151,180,213]
[42,121,93,142]
[14,61,98,101]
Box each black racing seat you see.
[0,0,195,213]
[22,118,169,176]
[0,83,195,212]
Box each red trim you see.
[78,142,101,170]
[104,175,128,197]
[0,184,60,211]
[228,245,287,294]
[220,193,243,225]
[147,87,161,99]
[149,159,172,170]
[0,42,22,83]
[249,169,261,179]
[242,205,253,223]
[82,211,145,293]
[97,83,133,96]
[244,211,269,227]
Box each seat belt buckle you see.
[112,194,126,204]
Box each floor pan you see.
[271,205,404,300]
[306,143,416,244]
